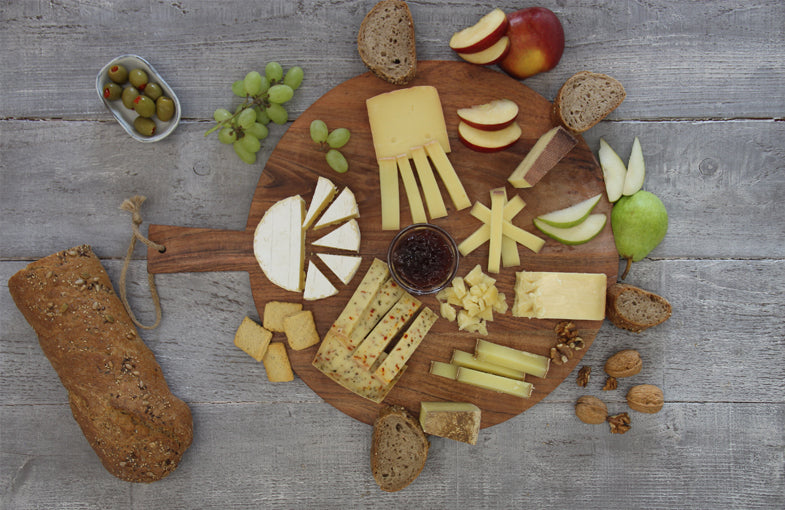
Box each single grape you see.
[254,106,271,125]
[232,79,247,98]
[218,127,237,144]
[326,128,351,149]
[244,71,263,96]
[326,149,349,173]
[265,61,283,83]
[283,66,304,90]
[214,108,232,122]
[310,120,328,143]
[247,122,269,140]
[258,75,271,95]
[234,141,256,164]
[268,84,294,104]
[238,133,261,153]
[237,108,257,129]
[267,103,288,125]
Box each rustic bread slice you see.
[553,71,625,133]
[357,0,417,85]
[370,405,429,491]
[606,283,671,332]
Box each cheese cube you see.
[440,302,457,322]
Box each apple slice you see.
[533,213,607,245]
[623,137,645,196]
[598,138,626,202]
[457,99,519,131]
[536,193,602,228]
[458,121,521,153]
[457,36,511,66]
[449,8,509,53]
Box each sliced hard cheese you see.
[317,253,362,285]
[253,195,306,292]
[303,260,338,301]
[450,349,525,380]
[419,402,481,445]
[424,140,471,211]
[378,158,400,231]
[303,176,337,229]
[396,155,427,224]
[487,187,506,274]
[430,360,459,380]
[314,187,359,230]
[366,86,450,160]
[352,293,421,370]
[512,270,607,320]
[374,306,438,385]
[411,145,447,219]
[311,219,361,252]
[508,126,577,188]
[350,279,405,346]
[470,201,545,253]
[474,338,550,378]
[456,367,533,398]
[330,258,389,347]
[458,195,526,256]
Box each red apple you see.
[499,7,565,80]
[457,36,511,66]
[458,121,522,152]
[457,99,519,131]
[449,8,508,53]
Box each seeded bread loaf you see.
[606,282,672,332]
[357,0,417,85]
[8,245,193,483]
[553,71,626,133]
[370,405,429,491]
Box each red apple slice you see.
[457,98,519,131]
[457,36,511,66]
[449,8,509,54]
[458,121,522,153]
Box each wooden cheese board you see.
[147,60,618,428]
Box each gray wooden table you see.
[2,1,783,508]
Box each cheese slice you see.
[330,258,389,348]
[456,367,533,398]
[487,187,506,274]
[458,195,526,256]
[314,187,359,230]
[303,176,337,229]
[350,278,405,346]
[430,360,459,380]
[411,145,447,219]
[253,195,305,292]
[512,270,607,320]
[396,155,427,224]
[374,306,438,385]
[352,293,421,370]
[303,260,338,301]
[424,140,471,211]
[470,201,545,253]
[450,349,525,380]
[317,253,362,285]
[474,339,550,378]
[378,158,400,230]
[311,219,361,252]
[366,86,450,160]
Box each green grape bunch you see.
[309,119,351,173]
[206,62,304,164]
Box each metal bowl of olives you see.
[96,54,181,142]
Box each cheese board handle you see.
[146,224,256,274]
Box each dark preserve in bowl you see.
[388,224,459,295]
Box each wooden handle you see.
[146,224,256,274]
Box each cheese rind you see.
[424,140,471,211]
[474,339,550,378]
[456,367,533,398]
[311,219,361,252]
[419,402,481,445]
[331,258,389,347]
[253,195,306,292]
[396,155,427,224]
[378,158,400,230]
[303,260,338,301]
[317,253,362,285]
[303,176,337,229]
[374,307,438,384]
[352,293,421,370]
[512,271,607,320]
[314,187,359,230]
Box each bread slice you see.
[370,405,429,491]
[357,0,417,85]
[606,283,671,332]
[553,71,626,133]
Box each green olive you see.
[121,85,140,109]
[103,82,122,101]
[107,64,128,84]
[143,82,163,101]
[128,68,149,89]
[156,96,175,122]
[133,117,156,137]
[133,95,156,118]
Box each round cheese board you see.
[147,60,618,428]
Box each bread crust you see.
[8,245,193,482]
[370,405,429,491]
[553,70,626,133]
[606,282,672,333]
[357,0,417,85]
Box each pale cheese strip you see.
[430,360,459,380]
[378,158,400,231]
[253,195,306,292]
[311,219,361,252]
[330,258,389,348]
[411,146,447,219]
[487,188,506,274]
[501,236,520,268]
[450,349,525,380]
[303,176,336,229]
[474,338,550,378]
[352,293,421,370]
[314,187,359,230]
[303,260,338,301]
[374,307,438,385]
[458,195,526,256]
[396,155,427,224]
[511,270,607,321]
[350,279,405,347]
[424,140,471,211]
[316,253,362,285]
[471,202,545,253]
[456,367,533,398]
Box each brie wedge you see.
[303,260,338,301]
[312,219,361,252]
[317,253,362,285]
[253,195,306,292]
[303,176,337,229]
[313,187,359,229]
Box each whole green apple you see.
[499,6,565,80]
[611,190,668,278]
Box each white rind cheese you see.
[253,195,306,292]
[314,187,359,230]
[303,260,338,301]
[317,253,362,285]
[311,219,361,252]
[303,176,337,229]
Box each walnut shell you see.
[626,384,664,414]
[604,349,642,378]
[574,395,608,424]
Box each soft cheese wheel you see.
[253,195,306,292]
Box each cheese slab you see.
[312,219,361,252]
[512,271,607,320]
[317,253,362,285]
[303,176,337,229]
[253,195,306,292]
[303,260,338,301]
[350,278,405,345]
[411,145,447,219]
[352,293,421,370]
[330,258,389,348]
[374,306,438,385]
[378,158,400,231]
[314,187,359,230]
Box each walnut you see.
[567,336,585,350]
[604,349,642,378]
[626,384,664,413]
[576,366,591,387]
[549,343,573,365]
[555,321,578,339]
[575,396,608,424]
[602,376,618,391]
[607,412,632,434]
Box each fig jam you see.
[389,224,458,294]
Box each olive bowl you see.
[96,54,181,142]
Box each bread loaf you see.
[553,71,626,133]
[357,0,417,85]
[606,282,672,332]
[370,405,429,491]
[8,245,193,483]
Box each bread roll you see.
[8,245,192,483]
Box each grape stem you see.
[204,92,271,137]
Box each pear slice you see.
[598,138,626,202]
[623,137,645,196]
[535,193,602,228]
[533,213,607,245]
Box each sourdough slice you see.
[553,71,626,133]
[606,283,672,332]
[371,405,429,491]
[357,0,417,85]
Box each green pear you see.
[611,190,668,278]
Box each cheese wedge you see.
[330,258,389,348]
[424,140,471,211]
[253,195,306,292]
[378,157,400,231]
[411,145,447,219]
[317,253,362,285]
[374,306,438,385]
[350,278,405,346]
[396,154,427,224]
[352,293,421,370]
[314,187,359,230]
[303,176,337,229]
[512,271,607,320]
[311,219,361,252]
[303,260,338,301]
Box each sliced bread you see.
[357,0,417,85]
[606,283,671,333]
[370,405,429,492]
[553,71,626,133]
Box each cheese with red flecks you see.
[352,293,421,370]
[374,307,438,385]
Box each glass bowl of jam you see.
[387,223,459,295]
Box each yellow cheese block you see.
[411,145,447,219]
[396,154,427,224]
[352,293,421,370]
[512,270,607,320]
[474,338,550,378]
[456,367,533,398]
[374,306,438,385]
[331,258,389,349]
[378,158,400,231]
